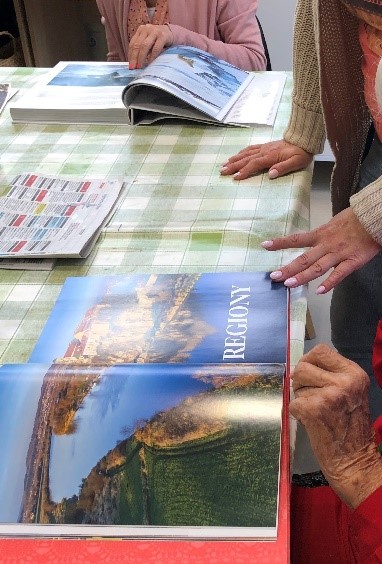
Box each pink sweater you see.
[96,0,266,71]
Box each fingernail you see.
[284,277,298,287]
[270,270,283,280]
[220,165,227,172]
[261,240,273,249]
[233,172,241,179]
[269,169,279,179]
[316,285,326,295]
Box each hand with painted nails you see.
[220,139,313,181]
[128,24,173,69]
[262,207,381,294]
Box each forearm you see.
[330,451,382,510]
[349,484,382,562]
[350,179,382,246]
[168,24,265,70]
[168,1,266,72]
[96,0,125,62]
[283,0,325,154]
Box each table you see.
[0,67,316,564]
[0,68,312,369]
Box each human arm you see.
[261,206,382,293]
[220,140,313,180]
[128,24,173,69]
[221,0,324,179]
[290,345,382,509]
[168,0,266,71]
[349,482,382,563]
[96,0,127,62]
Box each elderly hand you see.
[262,207,381,293]
[128,24,173,69]
[290,345,382,508]
[220,139,313,181]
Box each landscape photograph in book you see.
[48,63,137,87]
[0,362,284,531]
[125,45,249,119]
[30,272,288,366]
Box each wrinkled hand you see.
[290,345,382,508]
[262,207,381,293]
[220,139,313,180]
[128,24,173,69]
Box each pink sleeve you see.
[349,485,382,562]
[168,0,266,71]
[96,0,128,62]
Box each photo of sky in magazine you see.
[0,361,284,537]
[30,272,288,366]
[123,45,251,121]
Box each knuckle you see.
[312,261,325,275]
[289,233,301,245]
[296,252,310,266]
[328,267,347,284]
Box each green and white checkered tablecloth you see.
[0,68,312,364]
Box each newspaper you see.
[0,173,125,262]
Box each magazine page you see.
[0,173,125,258]
[30,272,288,365]
[123,45,252,122]
[0,361,284,539]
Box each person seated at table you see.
[95,0,266,71]
[289,323,382,563]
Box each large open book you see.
[122,46,286,126]
[10,47,286,127]
[0,272,290,560]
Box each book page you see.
[10,62,138,111]
[30,272,288,365]
[223,72,287,126]
[0,361,284,539]
[123,45,251,120]
[0,173,125,258]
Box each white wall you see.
[257,0,296,71]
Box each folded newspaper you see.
[0,173,124,263]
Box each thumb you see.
[269,154,312,179]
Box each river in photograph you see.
[48,365,212,502]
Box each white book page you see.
[10,62,137,111]
[224,72,287,126]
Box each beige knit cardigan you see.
[283,0,382,246]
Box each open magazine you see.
[9,47,286,127]
[0,272,289,548]
[0,173,124,259]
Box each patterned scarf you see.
[127,0,169,44]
